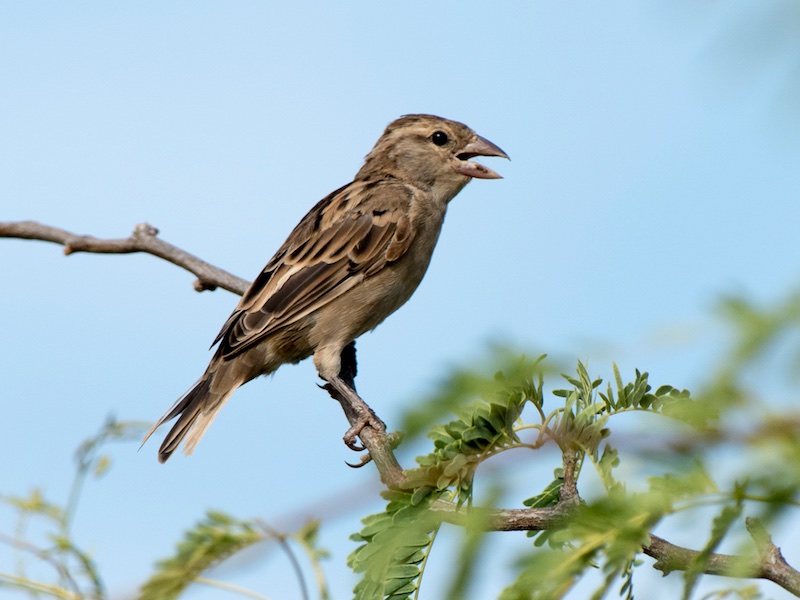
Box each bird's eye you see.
[430,130,449,146]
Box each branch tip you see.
[193,279,218,292]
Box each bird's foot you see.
[324,374,386,451]
[342,408,386,451]
[346,452,372,469]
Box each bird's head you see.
[356,114,509,201]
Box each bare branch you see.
[0,221,249,295]
[433,501,573,532]
[641,522,800,596]
[644,535,754,579]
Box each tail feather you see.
[142,377,234,463]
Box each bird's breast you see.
[309,207,447,347]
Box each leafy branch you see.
[1,419,331,600]
[3,221,800,598]
[139,512,330,600]
[1,418,150,600]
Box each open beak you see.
[456,134,509,179]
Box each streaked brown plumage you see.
[143,114,508,462]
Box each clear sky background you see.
[2,2,799,599]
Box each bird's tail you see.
[142,374,235,463]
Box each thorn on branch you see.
[133,222,159,238]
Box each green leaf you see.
[139,511,265,600]
[523,472,564,509]
[349,492,441,600]
[92,456,111,478]
[682,500,744,599]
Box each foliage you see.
[345,291,800,599]
[353,359,720,600]
[139,511,267,600]
[348,491,442,600]
[0,417,149,600]
[139,511,329,600]
[0,419,330,600]
[2,291,800,599]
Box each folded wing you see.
[213,180,415,359]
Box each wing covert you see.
[213,180,416,359]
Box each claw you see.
[343,426,366,451]
[346,453,373,468]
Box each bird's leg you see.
[328,375,386,450]
[338,340,358,391]
[323,342,386,452]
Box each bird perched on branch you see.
[143,114,508,462]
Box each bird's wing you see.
[213,180,415,359]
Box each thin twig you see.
[194,577,274,600]
[0,572,81,600]
[0,221,248,295]
[0,533,83,598]
[255,521,310,600]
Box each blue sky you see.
[2,2,799,599]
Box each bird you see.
[143,114,508,462]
